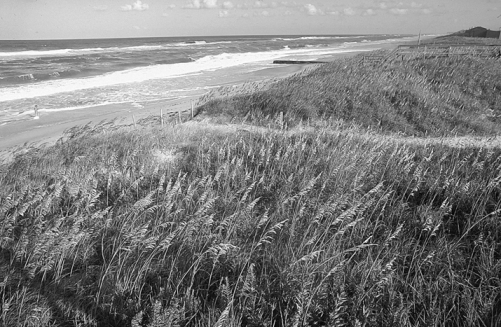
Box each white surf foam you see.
[0,42,387,102]
[300,36,366,40]
[0,41,241,59]
[0,45,169,59]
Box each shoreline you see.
[0,38,424,153]
[0,64,305,152]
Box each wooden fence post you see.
[160,109,164,127]
[132,114,136,129]
[191,100,194,119]
[178,110,181,124]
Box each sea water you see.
[0,34,413,123]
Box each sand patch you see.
[152,149,180,165]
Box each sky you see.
[0,0,500,40]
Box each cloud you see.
[133,0,149,10]
[93,5,108,11]
[222,1,234,9]
[248,1,281,9]
[226,0,331,16]
[121,0,149,11]
[185,0,218,9]
[304,3,323,15]
[363,8,376,16]
[359,1,431,16]
[389,8,408,14]
[279,1,298,7]
[228,0,317,15]
[203,0,218,8]
[343,7,356,16]
[254,1,268,8]
[184,0,200,8]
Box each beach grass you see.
[199,49,501,137]
[1,43,501,326]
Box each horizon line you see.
[0,32,420,42]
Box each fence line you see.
[130,78,280,129]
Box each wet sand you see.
[0,64,304,152]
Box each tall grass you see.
[1,116,501,326]
[426,35,501,46]
[199,53,501,137]
[2,48,501,326]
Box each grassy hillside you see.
[429,35,501,46]
[1,51,501,326]
[200,52,501,137]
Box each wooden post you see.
[178,110,181,124]
[279,111,284,130]
[191,100,194,119]
[132,114,136,129]
[160,109,164,127]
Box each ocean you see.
[0,34,414,124]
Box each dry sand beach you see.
[0,65,301,150]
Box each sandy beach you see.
[0,64,304,152]
[0,38,419,154]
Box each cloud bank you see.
[184,0,219,9]
[121,0,149,11]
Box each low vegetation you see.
[1,44,501,326]
[428,35,501,46]
[200,47,501,137]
